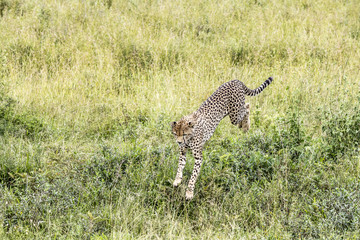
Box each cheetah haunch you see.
[171,77,273,200]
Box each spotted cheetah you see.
[171,77,273,200]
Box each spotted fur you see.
[239,102,250,133]
[171,77,273,200]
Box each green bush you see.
[0,95,45,139]
[321,96,360,160]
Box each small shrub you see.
[0,95,46,138]
[321,97,360,160]
[85,145,128,187]
[271,111,308,160]
[289,186,360,238]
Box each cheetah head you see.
[171,113,197,147]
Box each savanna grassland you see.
[0,0,360,239]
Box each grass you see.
[0,0,360,239]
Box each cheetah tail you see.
[243,77,273,96]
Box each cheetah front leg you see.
[173,146,187,187]
[186,146,203,200]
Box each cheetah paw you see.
[173,178,182,187]
[185,190,194,200]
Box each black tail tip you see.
[268,76,273,81]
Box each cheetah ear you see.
[171,121,177,128]
[245,103,250,109]
[188,121,195,128]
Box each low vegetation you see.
[0,0,359,238]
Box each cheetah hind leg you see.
[239,103,250,133]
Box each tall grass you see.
[0,0,360,238]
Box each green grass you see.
[1,0,360,239]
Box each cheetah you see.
[171,77,273,200]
